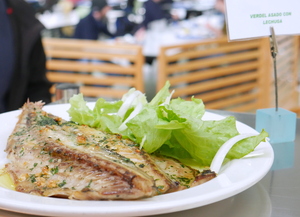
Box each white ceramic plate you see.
[0,103,274,217]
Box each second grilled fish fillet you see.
[152,155,216,191]
[5,102,216,200]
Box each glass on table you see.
[55,83,80,104]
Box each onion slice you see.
[210,133,259,174]
[118,102,143,131]
[117,90,143,119]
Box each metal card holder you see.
[255,27,297,143]
[269,27,279,111]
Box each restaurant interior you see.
[28,0,300,114]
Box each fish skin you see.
[4,102,216,200]
[73,124,177,194]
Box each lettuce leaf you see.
[68,94,123,132]
[67,81,268,168]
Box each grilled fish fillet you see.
[4,102,216,200]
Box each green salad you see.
[68,81,268,169]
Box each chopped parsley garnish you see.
[86,180,93,188]
[19,148,25,157]
[58,180,67,188]
[37,116,58,126]
[50,166,59,175]
[177,177,192,185]
[30,163,38,171]
[29,174,36,183]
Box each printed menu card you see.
[225,0,300,40]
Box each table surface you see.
[0,109,299,217]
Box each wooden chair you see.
[42,38,144,101]
[157,36,273,112]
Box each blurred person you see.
[73,0,114,40]
[114,0,138,37]
[214,0,226,32]
[142,0,176,30]
[132,0,177,42]
[205,0,226,37]
[0,0,52,113]
[67,0,83,8]
[215,0,225,14]
[34,0,59,13]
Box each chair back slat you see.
[157,36,272,112]
[43,38,144,101]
